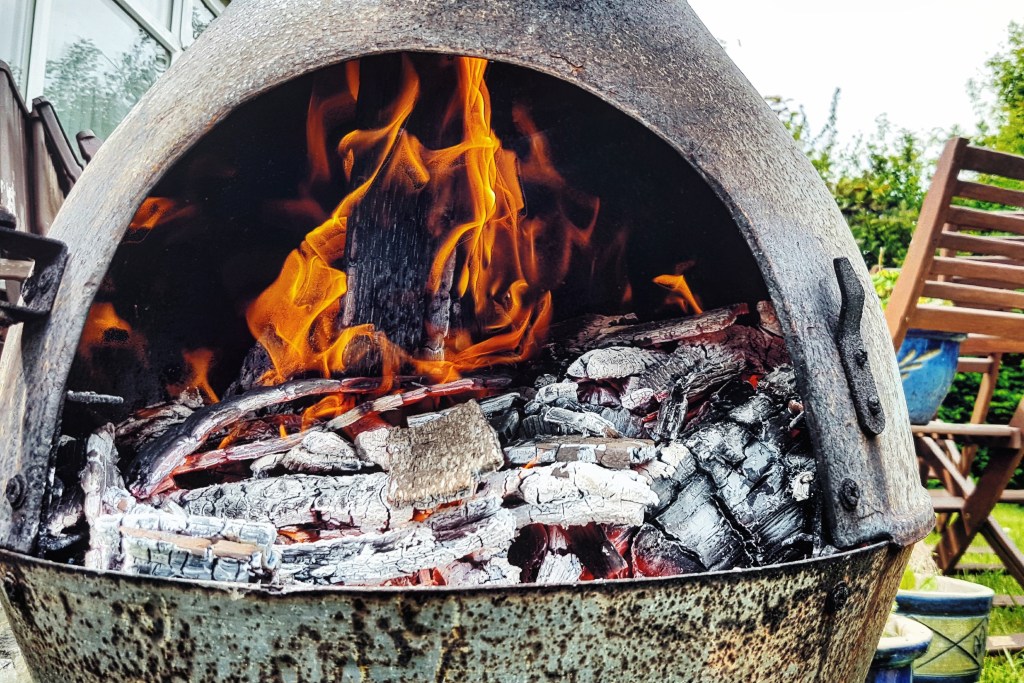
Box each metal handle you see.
[834,257,886,436]
[0,209,69,329]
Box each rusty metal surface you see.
[0,0,933,554]
[0,543,908,682]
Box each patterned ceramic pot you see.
[866,613,933,683]
[897,330,967,425]
[895,576,994,683]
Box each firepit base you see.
[0,542,908,682]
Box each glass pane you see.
[134,0,174,29]
[0,0,35,91]
[43,0,170,141]
[192,1,216,39]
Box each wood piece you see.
[567,348,664,380]
[354,427,394,469]
[111,512,279,582]
[930,257,1024,288]
[437,556,520,586]
[325,376,511,431]
[504,436,656,469]
[586,303,750,350]
[251,431,367,476]
[386,400,504,508]
[114,391,202,451]
[911,421,1021,448]
[938,231,1024,261]
[178,473,412,532]
[534,551,583,584]
[987,633,1024,655]
[488,461,657,528]
[277,505,515,585]
[170,432,308,479]
[632,523,706,577]
[130,378,383,498]
[540,406,620,438]
[81,425,122,570]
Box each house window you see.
[8,0,226,142]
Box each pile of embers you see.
[53,301,825,587]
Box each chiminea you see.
[0,1,933,681]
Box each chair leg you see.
[935,446,1024,573]
[980,518,1024,590]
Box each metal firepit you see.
[0,1,932,680]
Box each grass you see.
[923,504,1024,681]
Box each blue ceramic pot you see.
[866,614,933,683]
[897,330,967,425]
[895,577,994,682]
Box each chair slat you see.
[961,335,1024,355]
[939,231,1024,260]
[931,256,1024,287]
[955,180,1024,209]
[963,145,1024,181]
[911,304,1024,339]
[957,356,994,373]
[922,281,1024,311]
[0,258,34,282]
[946,206,1024,235]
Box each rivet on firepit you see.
[867,396,882,415]
[839,479,860,511]
[826,582,851,613]
[5,475,26,509]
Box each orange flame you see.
[129,198,197,234]
[653,273,703,315]
[78,302,144,361]
[245,56,598,401]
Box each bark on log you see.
[251,431,367,476]
[178,473,413,532]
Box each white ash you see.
[535,552,584,584]
[438,556,520,586]
[177,473,412,532]
[504,437,656,469]
[567,347,666,381]
[524,381,579,413]
[354,427,394,469]
[277,506,515,586]
[542,407,620,438]
[487,461,657,528]
[251,431,366,476]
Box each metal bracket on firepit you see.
[834,257,886,436]
[0,211,69,329]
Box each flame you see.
[78,302,143,361]
[653,273,703,315]
[128,198,196,234]
[180,349,219,404]
[245,55,598,405]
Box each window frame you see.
[21,0,227,101]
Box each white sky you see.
[688,0,1023,144]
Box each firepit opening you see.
[49,53,825,587]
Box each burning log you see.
[437,556,520,586]
[385,400,504,508]
[170,431,308,479]
[504,436,656,469]
[81,425,121,569]
[565,523,629,579]
[114,389,203,452]
[324,376,511,431]
[177,473,413,532]
[130,378,386,498]
[487,461,657,528]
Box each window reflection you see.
[0,0,35,91]
[43,0,171,142]
[192,1,217,39]
[135,0,175,29]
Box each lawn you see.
[926,504,1024,681]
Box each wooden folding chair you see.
[886,137,1024,588]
